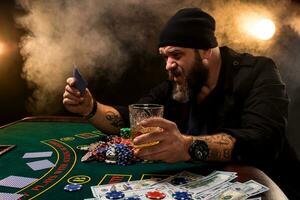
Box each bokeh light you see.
[242,17,276,40]
[0,42,4,55]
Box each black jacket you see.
[116,46,290,165]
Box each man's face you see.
[159,46,208,103]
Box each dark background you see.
[0,0,168,125]
[1,0,300,158]
[0,1,300,198]
[0,0,28,125]
[0,0,300,158]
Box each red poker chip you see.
[112,136,122,144]
[145,191,166,199]
[121,139,132,145]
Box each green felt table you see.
[0,116,209,200]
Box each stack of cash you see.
[88,170,269,200]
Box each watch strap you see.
[84,98,97,119]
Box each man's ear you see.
[199,49,212,60]
[199,49,212,65]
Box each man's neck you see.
[197,47,222,103]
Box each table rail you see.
[0,116,87,129]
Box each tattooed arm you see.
[88,102,125,134]
[188,133,236,162]
[132,117,236,162]
[62,77,124,134]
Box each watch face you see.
[195,148,204,160]
[189,140,209,161]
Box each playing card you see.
[22,151,53,158]
[73,66,88,96]
[0,175,37,188]
[26,159,55,171]
[0,192,23,200]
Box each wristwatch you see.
[188,139,209,161]
[84,98,97,119]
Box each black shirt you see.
[115,46,289,165]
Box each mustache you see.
[168,66,183,80]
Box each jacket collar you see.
[220,46,256,69]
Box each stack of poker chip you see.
[94,144,108,161]
[120,127,131,139]
[115,143,134,165]
[105,144,117,164]
[80,131,139,165]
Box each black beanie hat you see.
[159,8,218,49]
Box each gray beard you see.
[172,81,190,103]
[171,51,208,103]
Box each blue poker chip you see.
[115,144,133,166]
[105,191,125,199]
[170,177,188,185]
[172,191,192,200]
[64,183,82,192]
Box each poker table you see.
[0,116,288,200]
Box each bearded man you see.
[63,8,289,165]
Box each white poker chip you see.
[105,159,117,164]
[76,145,89,151]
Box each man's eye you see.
[162,55,168,60]
[173,54,180,59]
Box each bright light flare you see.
[0,42,4,55]
[243,18,276,40]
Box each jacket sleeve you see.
[223,58,289,164]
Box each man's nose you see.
[165,58,177,71]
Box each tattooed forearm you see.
[105,111,125,128]
[195,133,236,161]
[223,149,231,160]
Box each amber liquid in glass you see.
[131,126,161,148]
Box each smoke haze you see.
[15,0,300,115]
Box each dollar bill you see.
[179,171,237,193]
